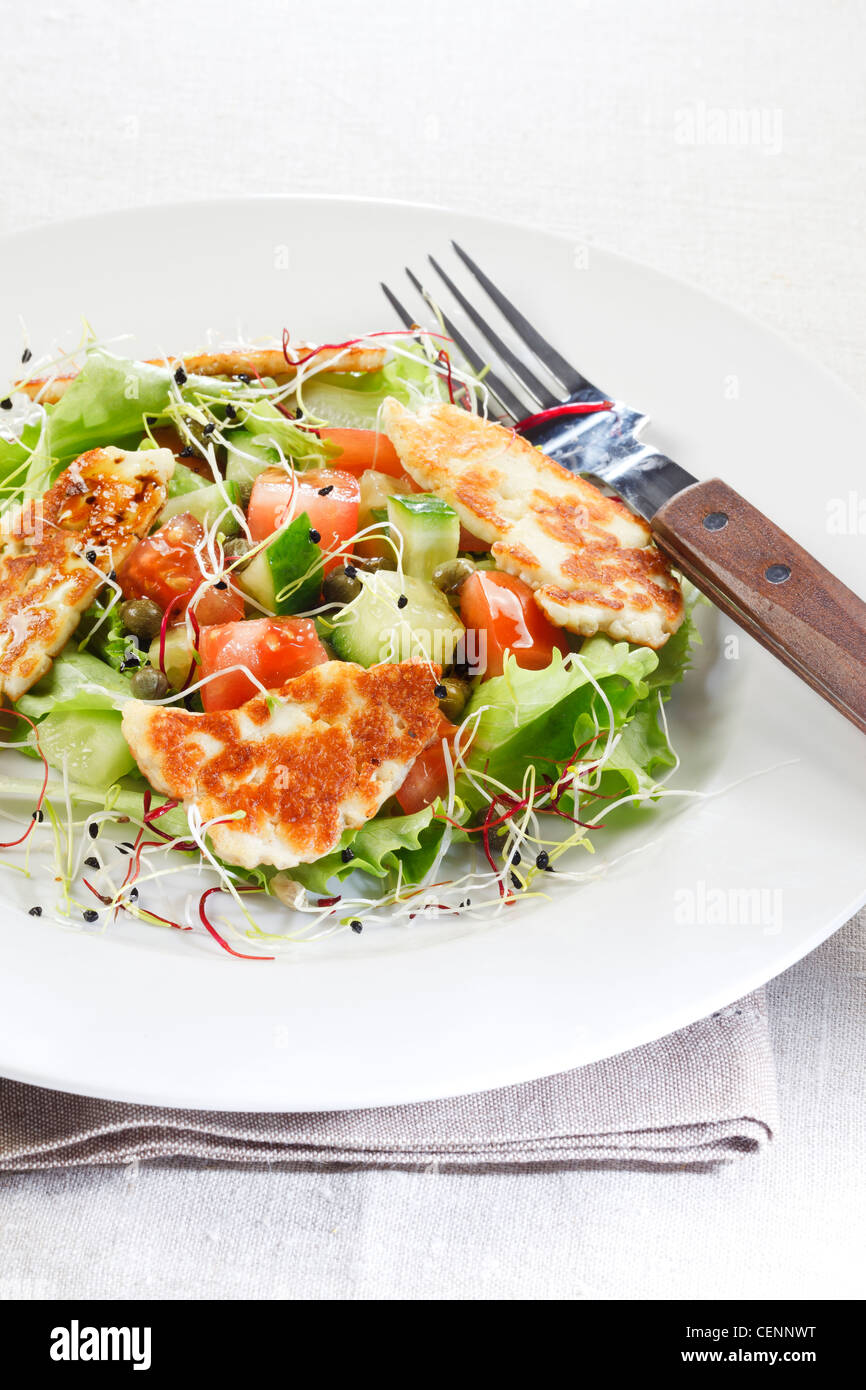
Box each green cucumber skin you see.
[331,571,464,668]
[166,460,209,498]
[238,512,322,615]
[160,480,242,534]
[225,429,280,492]
[387,493,459,581]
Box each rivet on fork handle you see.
[652,478,866,735]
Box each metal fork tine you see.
[427,255,559,410]
[380,282,417,331]
[450,241,606,401]
[403,267,528,421]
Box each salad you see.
[0,329,698,956]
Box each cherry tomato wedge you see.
[246,467,360,572]
[460,571,569,679]
[319,428,413,482]
[117,512,244,625]
[197,617,329,712]
[458,525,490,554]
[395,717,458,815]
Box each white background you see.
[1,0,864,1299]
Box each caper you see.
[129,665,170,700]
[432,557,476,597]
[119,597,164,642]
[322,568,362,606]
[222,536,252,561]
[350,553,397,573]
[179,415,226,466]
[437,675,473,722]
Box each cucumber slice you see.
[28,710,135,789]
[330,571,464,668]
[236,512,322,615]
[387,493,459,581]
[165,460,208,498]
[299,379,386,429]
[356,470,413,560]
[159,480,242,535]
[225,428,281,494]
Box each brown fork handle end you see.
[652,479,866,735]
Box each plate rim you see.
[0,192,864,1111]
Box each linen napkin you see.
[0,990,776,1171]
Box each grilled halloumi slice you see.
[0,446,174,701]
[121,660,442,871]
[382,400,683,649]
[15,342,387,405]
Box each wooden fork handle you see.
[652,478,866,734]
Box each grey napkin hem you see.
[0,991,777,1173]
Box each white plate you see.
[0,197,864,1112]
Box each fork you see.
[381,243,866,735]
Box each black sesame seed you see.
[344,564,357,579]
[85,856,99,870]
[511,873,522,890]
[83,909,99,923]
[108,570,117,583]
[32,809,44,822]
[203,422,215,436]
[0,397,12,410]
[179,445,195,458]
[350,919,363,934]
[397,594,408,609]
[128,887,139,902]
[237,373,252,383]
[535,850,550,870]
[434,682,447,699]
[22,347,32,363]
[174,366,187,385]
[28,905,42,917]
[511,851,521,865]
[225,403,237,419]
[85,549,97,563]
[340,847,355,863]
[88,823,99,839]
[318,484,334,496]
[116,842,135,854]
[308,528,321,544]
[214,580,227,590]
[145,415,158,426]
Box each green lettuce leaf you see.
[16,649,131,720]
[296,342,448,429]
[0,416,44,490]
[233,397,337,468]
[75,593,134,674]
[290,803,459,895]
[45,350,176,466]
[458,638,658,811]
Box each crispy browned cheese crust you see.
[382,400,684,649]
[0,446,174,701]
[121,661,443,871]
[15,343,387,404]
